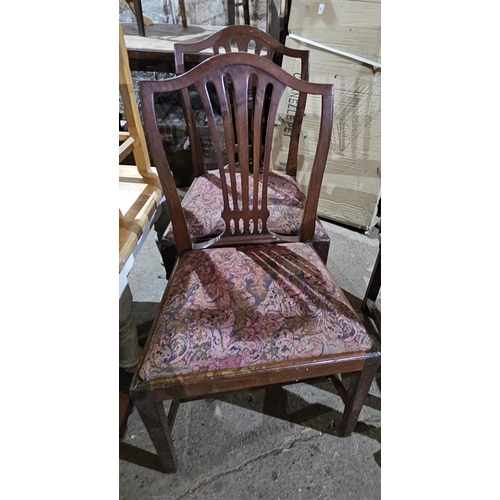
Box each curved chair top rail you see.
[140,52,333,254]
[143,52,330,99]
[174,26,310,179]
[173,25,310,81]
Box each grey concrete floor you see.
[120,220,381,500]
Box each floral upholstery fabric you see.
[139,242,372,381]
[164,171,327,244]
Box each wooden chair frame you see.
[130,53,381,473]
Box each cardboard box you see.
[288,0,381,59]
[272,0,381,231]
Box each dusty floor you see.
[119,219,381,499]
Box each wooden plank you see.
[122,23,221,54]
[119,136,135,163]
[122,23,223,70]
[119,165,163,273]
[119,24,154,177]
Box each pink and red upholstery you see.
[164,171,327,244]
[140,242,371,381]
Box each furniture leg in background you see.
[228,0,250,25]
[361,245,381,333]
[119,283,142,372]
[362,192,381,334]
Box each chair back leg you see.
[132,386,178,472]
[132,0,145,36]
[338,355,381,437]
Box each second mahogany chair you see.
[157,26,331,276]
[131,52,381,473]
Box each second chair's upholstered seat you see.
[139,242,371,381]
[163,171,328,245]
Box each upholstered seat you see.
[163,171,327,246]
[140,242,371,381]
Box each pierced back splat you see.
[193,67,285,239]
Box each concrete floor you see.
[119,219,381,500]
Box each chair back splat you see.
[140,52,333,251]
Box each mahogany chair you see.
[158,25,330,276]
[130,52,381,473]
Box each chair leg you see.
[362,247,381,311]
[179,0,187,28]
[313,238,330,265]
[228,0,236,25]
[132,0,145,36]
[119,284,142,371]
[338,355,380,437]
[243,0,250,25]
[159,239,177,280]
[131,386,177,472]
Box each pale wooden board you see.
[119,25,164,273]
[119,24,154,176]
[119,165,163,273]
[122,23,223,54]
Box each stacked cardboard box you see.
[273,0,381,231]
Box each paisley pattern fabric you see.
[139,243,372,381]
[164,171,327,243]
